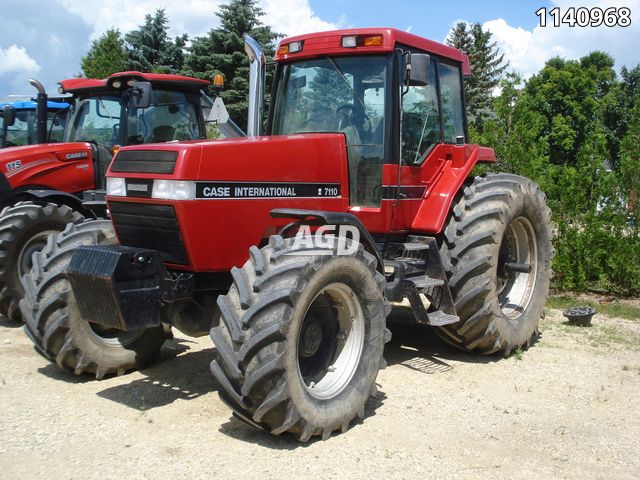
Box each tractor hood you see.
[0,142,96,193]
[104,133,351,271]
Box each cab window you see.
[438,62,465,144]
[401,58,439,165]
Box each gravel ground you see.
[0,307,638,480]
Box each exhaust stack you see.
[244,35,266,137]
[28,78,48,144]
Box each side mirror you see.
[130,81,152,109]
[407,53,430,87]
[2,105,16,126]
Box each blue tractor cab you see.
[1,99,69,148]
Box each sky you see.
[0,0,638,97]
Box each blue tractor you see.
[1,80,69,148]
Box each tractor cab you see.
[266,29,488,234]
[59,72,213,189]
[0,99,68,148]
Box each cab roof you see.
[58,71,210,95]
[275,28,471,75]
[0,100,69,110]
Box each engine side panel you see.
[106,134,350,272]
[0,142,96,195]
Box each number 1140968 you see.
[536,6,631,27]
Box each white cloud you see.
[58,0,224,42]
[451,0,640,78]
[262,0,338,36]
[58,0,341,44]
[0,45,41,76]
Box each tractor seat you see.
[151,125,176,143]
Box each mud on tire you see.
[20,219,166,379]
[210,235,391,441]
[436,173,553,355]
[0,201,84,322]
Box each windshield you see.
[271,55,388,206]
[64,88,207,147]
[5,109,36,146]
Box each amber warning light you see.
[213,74,225,89]
[341,34,384,48]
[277,40,304,55]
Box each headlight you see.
[106,177,126,196]
[152,180,196,200]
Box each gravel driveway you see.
[1,308,638,480]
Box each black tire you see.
[210,235,391,441]
[0,201,84,322]
[20,220,166,379]
[436,173,553,355]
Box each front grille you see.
[110,150,178,174]
[109,201,188,265]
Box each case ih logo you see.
[65,152,89,160]
[196,182,341,199]
[289,225,360,256]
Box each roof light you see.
[288,41,303,53]
[213,74,225,89]
[342,34,384,48]
[363,35,383,46]
[277,44,289,55]
[127,79,136,87]
[112,80,122,88]
[342,36,357,48]
[277,40,304,56]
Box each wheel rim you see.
[88,324,144,346]
[18,230,58,277]
[297,283,365,400]
[497,217,538,319]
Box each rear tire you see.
[0,201,84,322]
[20,220,166,379]
[210,235,391,441]
[436,173,553,355]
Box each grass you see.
[547,295,640,321]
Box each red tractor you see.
[0,71,222,322]
[20,30,552,441]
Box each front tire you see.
[20,220,166,379]
[436,173,553,355]
[210,235,391,441]
[0,202,84,322]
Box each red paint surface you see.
[1,142,96,193]
[275,28,470,74]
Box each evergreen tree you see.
[125,9,186,73]
[182,0,280,130]
[80,29,127,79]
[447,22,507,131]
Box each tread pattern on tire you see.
[20,219,165,379]
[436,173,553,355]
[210,235,391,441]
[0,201,84,321]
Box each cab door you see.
[392,56,467,232]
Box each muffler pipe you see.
[244,35,265,137]
[28,78,48,144]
